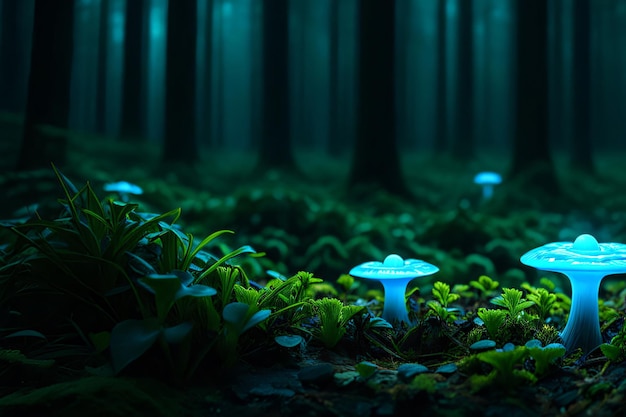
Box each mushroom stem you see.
[560,271,604,353]
[482,184,494,200]
[380,279,412,324]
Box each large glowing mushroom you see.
[520,234,626,353]
[349,254,439,325]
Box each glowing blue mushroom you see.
[473,172,502,200]
[349,254,439,325]
[520,234,626,353]
[103,181,143,202]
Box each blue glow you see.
[521,234,626,353]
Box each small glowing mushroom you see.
[103,181,143,202]
[349,254,439,325]
[520,234,626,353]
[473,172,502,200]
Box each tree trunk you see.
[452,0,474,159]
[327,0,340,155]
[434,0,448,154]
[257,0,295,171]
[162,0,197,164]
[509,0,560,196]
[95,0,109,134]
[16,0,74,171]
[199,0,213,147]
[347,0,408,197]
[119,0,146,141]
[0,1,30,114]
[570,0,593,172]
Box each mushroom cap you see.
[349,254,439,280]
[520,234,626,273]
[473,171,502,185]
[103,181,143,195]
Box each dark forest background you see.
[1,0,626,280]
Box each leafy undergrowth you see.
[0,164,625,416]
[1,127,626,415]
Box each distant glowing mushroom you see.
[520,234,626,353]
[103,181,143,202]
[349,254,439,325]
[473,172,502,200]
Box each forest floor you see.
[2,115,626,416]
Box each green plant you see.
[525,287,557,320]
[431,281,459,308]
[469,343,536,392]
[477,308,507,341]
[601,322,626,363]
[470,275,499,299]
[524,339,566,377]
[491,288,535,319]
[312,298,364,348]
[0,167,271,382]
[426,281,460,324]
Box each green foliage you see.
[410,374,438,393]
[427,281,459,324]
[336,273,356,298]
[469,344,536,392]
[491,288,535,319]
[431,281,459,308]
[312,298,364,348]
[524,339,566,377]
[601,322,626,362]
[477,308,507,341]
[464,339,565,393]
[526,288,557,320]
[355,361,378,378]
[0,168,274,382]
[469,275,499,298]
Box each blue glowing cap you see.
[103,181,143,195]
[520,234,626,273]
[473,171,502,185]
[349,254,439,280]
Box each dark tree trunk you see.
[95,0,109,134]
[549,0,565,149]
[509,0,560,195]
[452,0,474,159]
[571,0,593,172]
[201,0,213,146]
[119,0,146,141]
[434,0,448,154]
[16,0,74,171]
[162,0,197,164]
[327,0,340,155]
[395,0,411,149]
[257,0,294,171]
[347,0,408,197]
[0,1,30,113]
[249,1,262,150]
[215,0,224,148]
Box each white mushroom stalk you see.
[520,234,626,353]
[349,254,439,325]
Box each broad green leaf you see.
[162,322,193,344]
[110,318,161,374]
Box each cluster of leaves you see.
[0,168,362,383]
[461,340,567,393]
